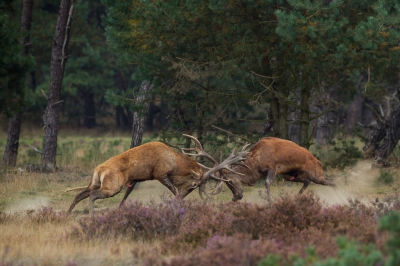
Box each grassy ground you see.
[1,129,400,265]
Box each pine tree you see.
[101,0,400,146]
[1,0,35,167]
[41,0,75,170]
[0,0,34,117]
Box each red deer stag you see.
[67,140,248,215]
[184,137,336,201]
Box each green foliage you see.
[326,137,363,170]
[286,238,383,266]
[101,0,400,142]
[258,254,282,266]
[379,212,400,266]
[377,169,395,185]
[0,0,35,117]
[21,0,132,127]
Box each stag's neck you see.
[230,161,261,186]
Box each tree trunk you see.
[262,57,280,137]
[288,90,301,144]
[345,94,363,133]
[377,103,400,159]
[262,106,273,135]
[83,92,96,128]
[176,98,192,148]
[116,106,130,129]
[2,0,34,167]
[2,114,22,167]
[196,89,209,145]
[130,81,152,148]
[299,84,311,148]
[42,0,75,170]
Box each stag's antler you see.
[182,134,250,179]
[181,134,219,166]
[182,134,251,198]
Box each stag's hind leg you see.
[68,189,91,214]
[309,176,337,190]
[89,183,123,216]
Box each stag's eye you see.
[191,182,198,188]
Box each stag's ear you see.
[191,170,202,180]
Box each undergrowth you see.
[1,193,400,265]
[66,193,400,266]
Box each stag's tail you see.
[65,186,87,192]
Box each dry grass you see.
[0,215,162,265]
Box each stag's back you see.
[248,137,322,177]
[97,142,201,179]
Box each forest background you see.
[1,1,400,265]
[1,0,400,169]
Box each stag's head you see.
[181,134,250,200]
[173,169,203,199]
[223,173,245,201]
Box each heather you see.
[68,193,399,265]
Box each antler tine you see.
[209,172,231,182]
[199,182,212,200]
[221,167,245,176]
[182,134,219,165]
[210,181,224,195]
[203,145,250,182]
[241,143,252,152]
[234,161,252,171]
[183,134,204,149]
[197,162,211,172]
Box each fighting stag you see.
[213,137,337,201]
[67,139,248,215]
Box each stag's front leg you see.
[289,172,311,194]
[159,175,177,196]
[119,181,137,207]
[265,170,276,201]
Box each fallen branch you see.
[29,145,43,154]
[211,125,253,143]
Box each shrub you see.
[27,207,70,224]
[379,212,400,265]
[258,212,400,266]
[70,197,186,241]
[325,137,363,170]
[377,169,395,185]
[150,193,383,265]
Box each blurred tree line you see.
[1,0,400,168]
[102,0,400,157]
[19,0,136,129]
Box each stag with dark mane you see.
[183,136,336,201]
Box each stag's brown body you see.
[67,142,203,215]
[223,137,336,201]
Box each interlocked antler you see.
[182,134,250,179]
[182,134,251,198]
